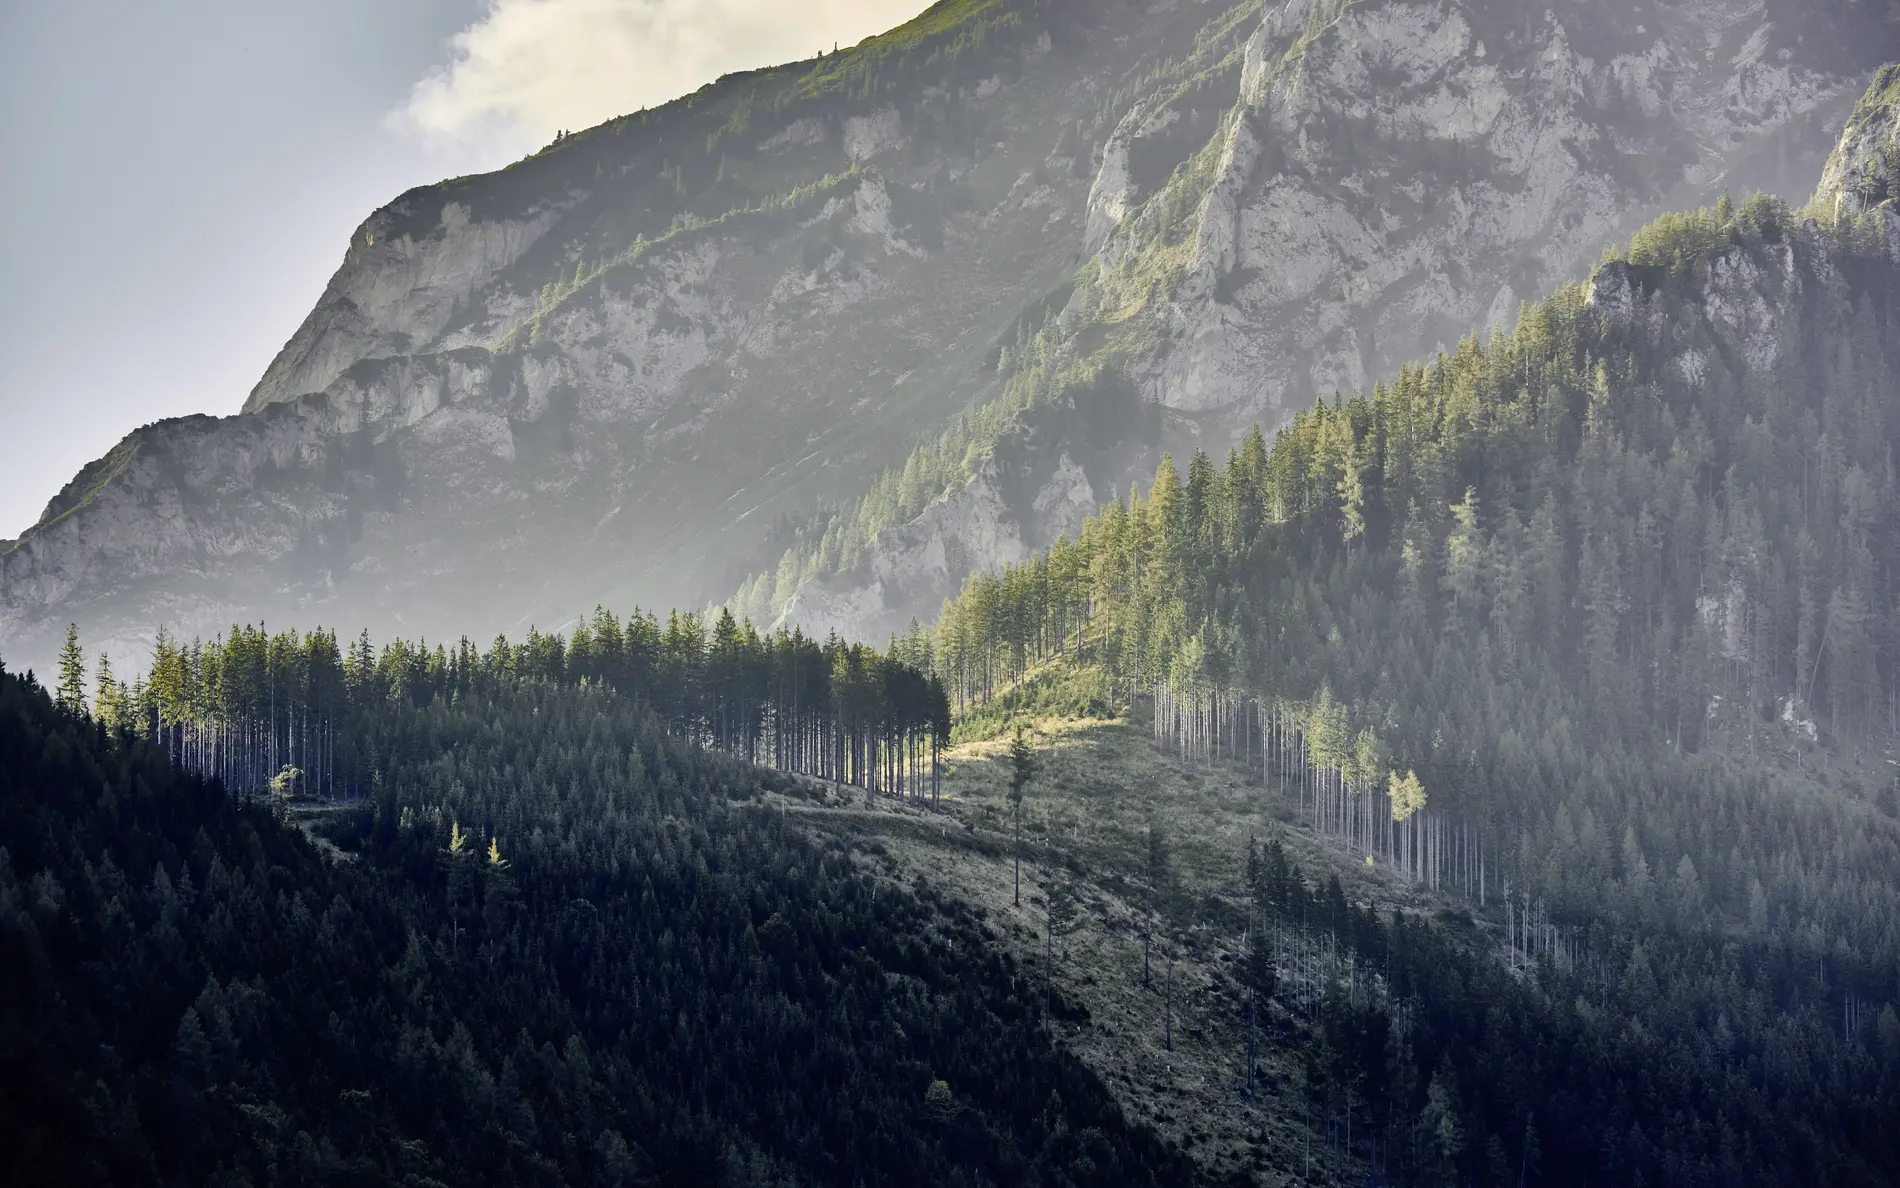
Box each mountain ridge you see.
[3,0,1896,675]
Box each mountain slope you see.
[837,68,1900,1183]
[0,655,1195,1187]
[1817,61,1900,218]
[9,53,1900,1184]
[918,61,1900,936]
[4,0,1895,674]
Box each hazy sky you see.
[0,0,927,539]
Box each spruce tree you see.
[55,623,85,715]
[93,651,123,731]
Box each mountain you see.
[1817,59,1900,218]
[3,0,1895,675]
[8,53,1900,1188]
[932,55,1900,732]
[923,57,1900,924]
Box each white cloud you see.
[396,0,930,152]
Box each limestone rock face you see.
[1815,63,1900,218]
[246,203,565,413]
[1135,0,1873,424]
[3,0,1893,670]
[2,1,1152,670]
[778,401,1150,642]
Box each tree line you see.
[50,604,951,806]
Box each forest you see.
[0,655,1191,1187]
[891,194,1900,1181]
[20,588,1900,1185]
[920,193,1900,959]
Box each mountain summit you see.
[3,0,1894,670]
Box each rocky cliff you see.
[1,0,1138,668]
[2,0,1893,671]
[1816,61,1900,218]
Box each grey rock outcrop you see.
[1815,62,1900,218]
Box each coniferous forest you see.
[71,609,950,808]
[7,62,1900,1188]
[908,192,1900,1181]
[1,655,1187,1186]
[932,194,1900,957]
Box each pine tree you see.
[1443,489,1486,633]
[1338,433,1367,557]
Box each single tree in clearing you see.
[1008,726,1035,907]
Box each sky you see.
[0,0,928,539]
